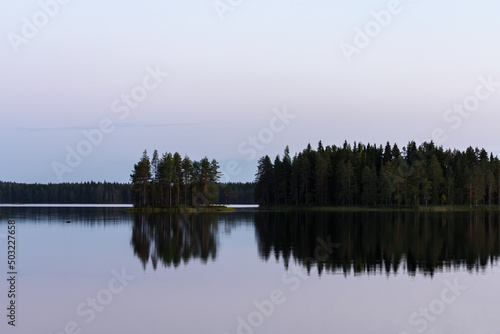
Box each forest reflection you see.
[131,213,219,270]
[255,211,500,276]
[130,210,500,276]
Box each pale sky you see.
[1,0,499,183]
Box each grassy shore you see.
[127,205,235,213]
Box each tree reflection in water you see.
[131,210,500,277]
[131,213,219,270]
[254,211,500,277]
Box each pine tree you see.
[159,153,174,206]
[428,154,444,205]
[486,169,495,206]
[315,151,329,205]
[281,146,292,205]
[471,164,485,205]
[208,159,221,203]
[151,150,159,206]
[361,166,377,206]
[255,155,274,205]
[182,156,192,205]
[173,152,183,206]
[130,150,151,206]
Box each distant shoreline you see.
[0,203,133,208]
[2,204,498,213]
[127,205,236,213]
[256,205,500,212]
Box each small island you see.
[129,150,233,213]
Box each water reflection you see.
[131,213,219,270]
[0,206,130,226]
[8,207,496,277]
[254,211,500,276]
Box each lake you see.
[1,207,499,334]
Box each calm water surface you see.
[1,207,499,334]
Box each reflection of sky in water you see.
[0,208,499,334]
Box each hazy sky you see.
[1,0,499,183]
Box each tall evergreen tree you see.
[173,152,183,206]
[255,155,274,205]
[182,156,193,205]
[130,150,151,206]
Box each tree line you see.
[255,141,500,207]
[0,181,132,204]
[130,150,221,207]
[218,182,255,204]
[0,180,254,205]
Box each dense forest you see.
[130,150,222,207]
[255,141,500,207]
[0,181,132,204]
[0,180,254,205]
[218,182,255,204]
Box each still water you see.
[1,207,499,334]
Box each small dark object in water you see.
[66,221,71,223]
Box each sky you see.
[1,0,499,184]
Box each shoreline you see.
[256,205,500,212]
[127,205,235,213]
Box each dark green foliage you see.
[131,150,151,206]
[130,150,221,207]
[254,155,274,204]
[218,182,255,204]
[255,140,500,207]
[0,180,253,205]
[0,181,132,204]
